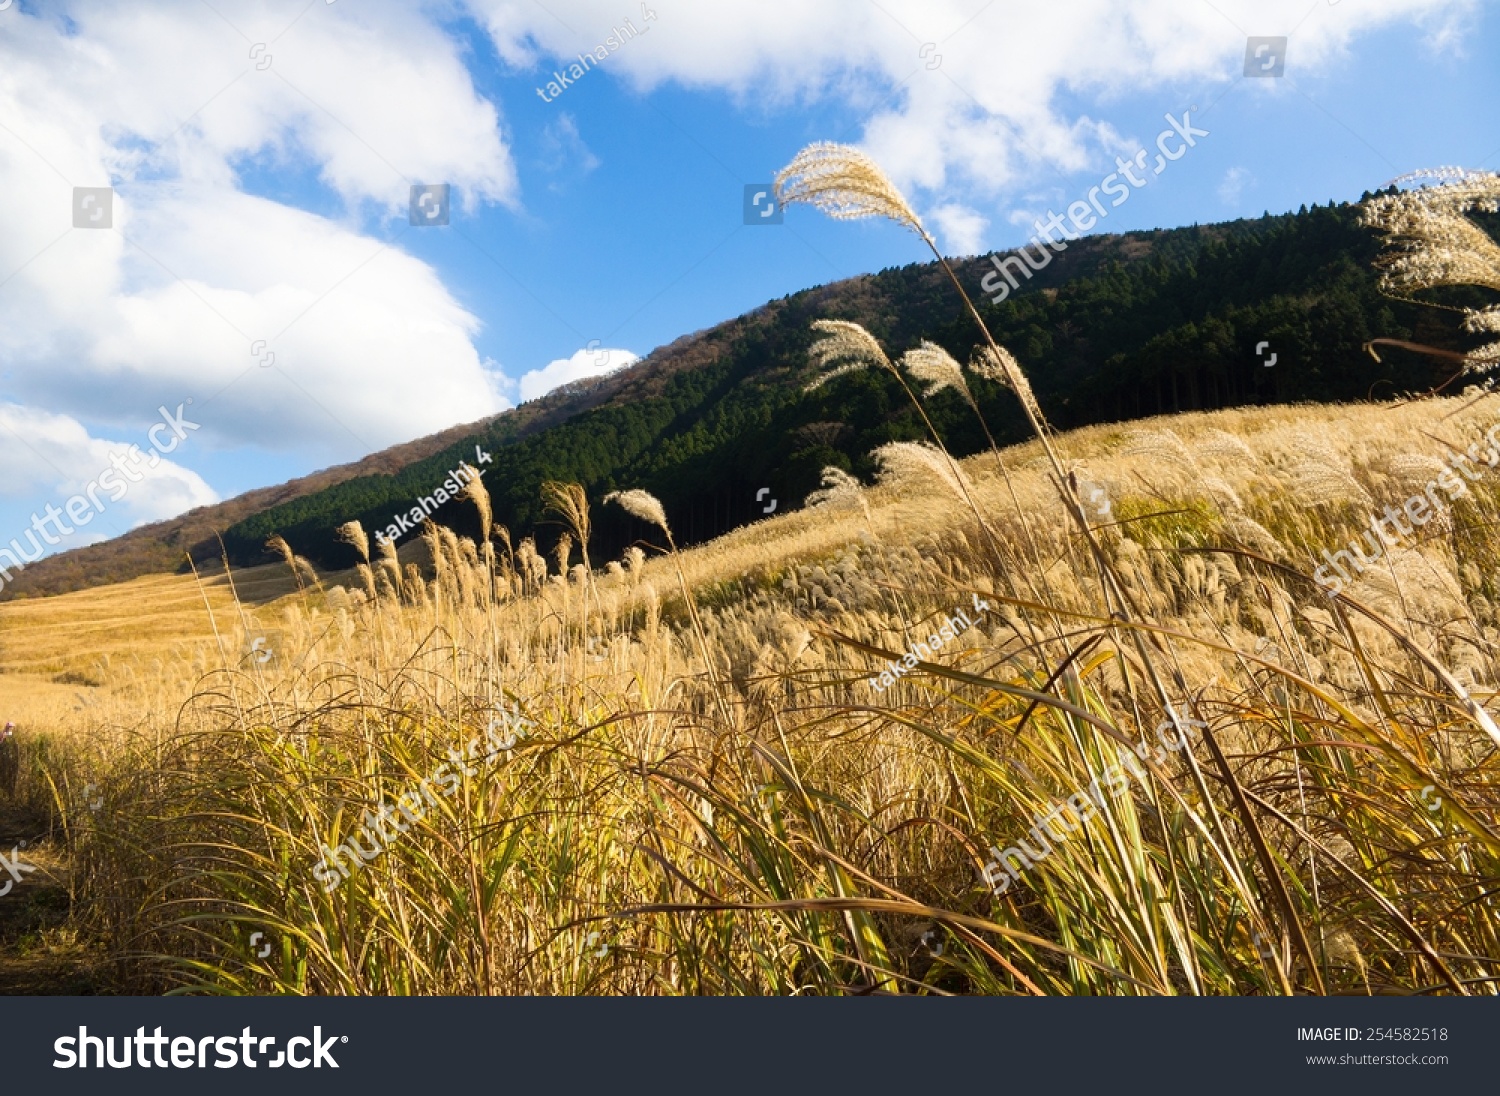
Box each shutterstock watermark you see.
[977,108,1210,304]
[54,1027,344,1069]
[313,705,533,892]
[1314,421,1500,595]
[0,403,199,594]
[372,454,488,547]
[980,712,1207,895]
[408,183,450,227]
[0,843,37,896]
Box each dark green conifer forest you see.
[198,199,1498,570]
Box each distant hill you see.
[0,369,644,600]
[4,194,1481,599]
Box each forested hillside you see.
[222,194,1478,572]
[7,193,1484,596]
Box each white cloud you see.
[538,113,601,185]
[1218,166,1253,206]
[471,0,1472,214]
[0,0,1475,554]
[519,347,638,402]
[0,0,519,460]
[928,203,989,256]
[0,402,218,559]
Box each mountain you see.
[3,194,1479,599]
[0,372,642,600]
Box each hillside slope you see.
[6,391,1491,692]
[0,343,695,601]
[226,197,1467,573]
[6,195,1478,599]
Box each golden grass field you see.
[2,390,1499,995]
[1,158,1495,997]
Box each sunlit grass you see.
[9,151,1500,995]
[0,389,1490,995]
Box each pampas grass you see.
[806,319,898,391]
[774,142,929,239]
[10,162,1500,1000]
[970,345,1043,425]
[872,440,972,502]
[1363,169,1500,365]
[900,341,972,403]
[805,466,869,519]
[604,490,672,541]
[13,394,1500,997]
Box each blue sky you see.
[0,0,1495,566]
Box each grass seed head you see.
[604,490,672,539]
[335,520,370,563]
[1363,170,1500,366]
[872,440,971,502]
[806,465,872,523]
[901,340,973,403]
[774,142,927,239]
[807,319,895,391]
[970,344,1042,421]
[457,464,493,541]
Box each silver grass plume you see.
[1363,169,1500,366]
[266,534,298,578]
[375,568,399,604]
[970,344,1042,422]
[542,481,590,547]
[1223,515,1283,558]
[1194,429,1257,468]
[1385,453,1450,491]
[805,465,871,521]
[900,340,976,406]
[516,537,547,595]
[335,520,370,563]
[1284,460,1373,509]
[493,523,514,578]
[806,319,896,391]
[265,534,318,591]
[1122,428,1198,474]
[774,142,929,241]
[1199,476,1242,512]
[456,463,492,542]
[403,562,427,606]
[871,441,971,503]
[371,531,402,599]
[604,489,672,540]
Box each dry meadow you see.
[3,392,1499,995]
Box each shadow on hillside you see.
[203,535,439,608]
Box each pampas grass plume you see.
[605,490,673,541]
[774,142,928,239]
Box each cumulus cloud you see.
[0,0,519,459]
[0,402,218,555]
[928,203,989,256]
[519,347,638,402]
[470,0,1472,206]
